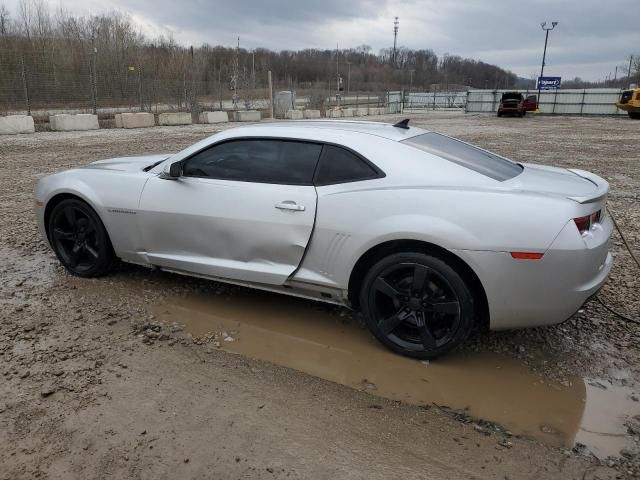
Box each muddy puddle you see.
[152,289,639,459]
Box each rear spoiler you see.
[566,169,609,204]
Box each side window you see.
[314,145,379,185]
[182,139,322,185]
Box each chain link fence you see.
[0,49,272,119]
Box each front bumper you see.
[453,215,613,330]
[616,102,640,113]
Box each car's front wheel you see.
[48,198,115,277]
[360,252,475,359]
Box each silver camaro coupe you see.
[34,119,613,358]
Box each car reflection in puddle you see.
[151,288,639,459]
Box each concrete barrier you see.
[327,109,342,118]
[231,110,261,122]
[199,111,229,124]
[369,107,385,115]
[50,114,99,131]
[341,108,354,117]
[303,109,321,119]
[355,108,369,116]
[285,110,303,120]
[115,112,155,129]
[0,115,35,135]
[158,112,192,126]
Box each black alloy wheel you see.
[360,252,474,359]
[48,199,114,277]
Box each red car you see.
[497,92,537,117]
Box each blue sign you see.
[538,76,562,90]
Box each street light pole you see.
[537,21,558,112]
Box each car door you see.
[137,138,321,285]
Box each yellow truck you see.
[616,88,640,119]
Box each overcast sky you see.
[4,0,638,81]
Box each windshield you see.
[501,93,522,101]
[401,133,523,181]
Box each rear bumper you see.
[453,215,613,330]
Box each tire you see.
[497,112,502,117]
[521,110,527,117]
[629,112,640,120]
[48,198,115,277]
[359,252,475,359]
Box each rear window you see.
[401,133,523,181]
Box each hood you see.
[81,154,171,173]
[504,163,602,201]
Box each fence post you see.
[267,70,274,119]
[552,88,558,114]
[580,89,586,115]
[218,69,223,110]
[367,93,370,114]
[190,46,197,117]
[464,90,470,113]
[20,54,30,116]
[138,66,143,111]
[91,45,97,115]
[183,70,187,111]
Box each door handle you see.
[275,201,305,212]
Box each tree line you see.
[0,0,526,113]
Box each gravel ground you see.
[0,112,638,479]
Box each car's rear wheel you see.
[48,199,114,277]
[360,252,474,359]
[629,112,640,119]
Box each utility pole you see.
[614,65,618,84]
[537,21,558,111]
[392,17,399,66]
[627,55,634,87]
[346,59,351,96]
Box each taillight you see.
[574,209,601,234]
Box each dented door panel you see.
[137,176,317,285]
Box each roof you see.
[238,119,427,141]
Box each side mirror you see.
[160,162,182,180]
[169,162,182,178]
